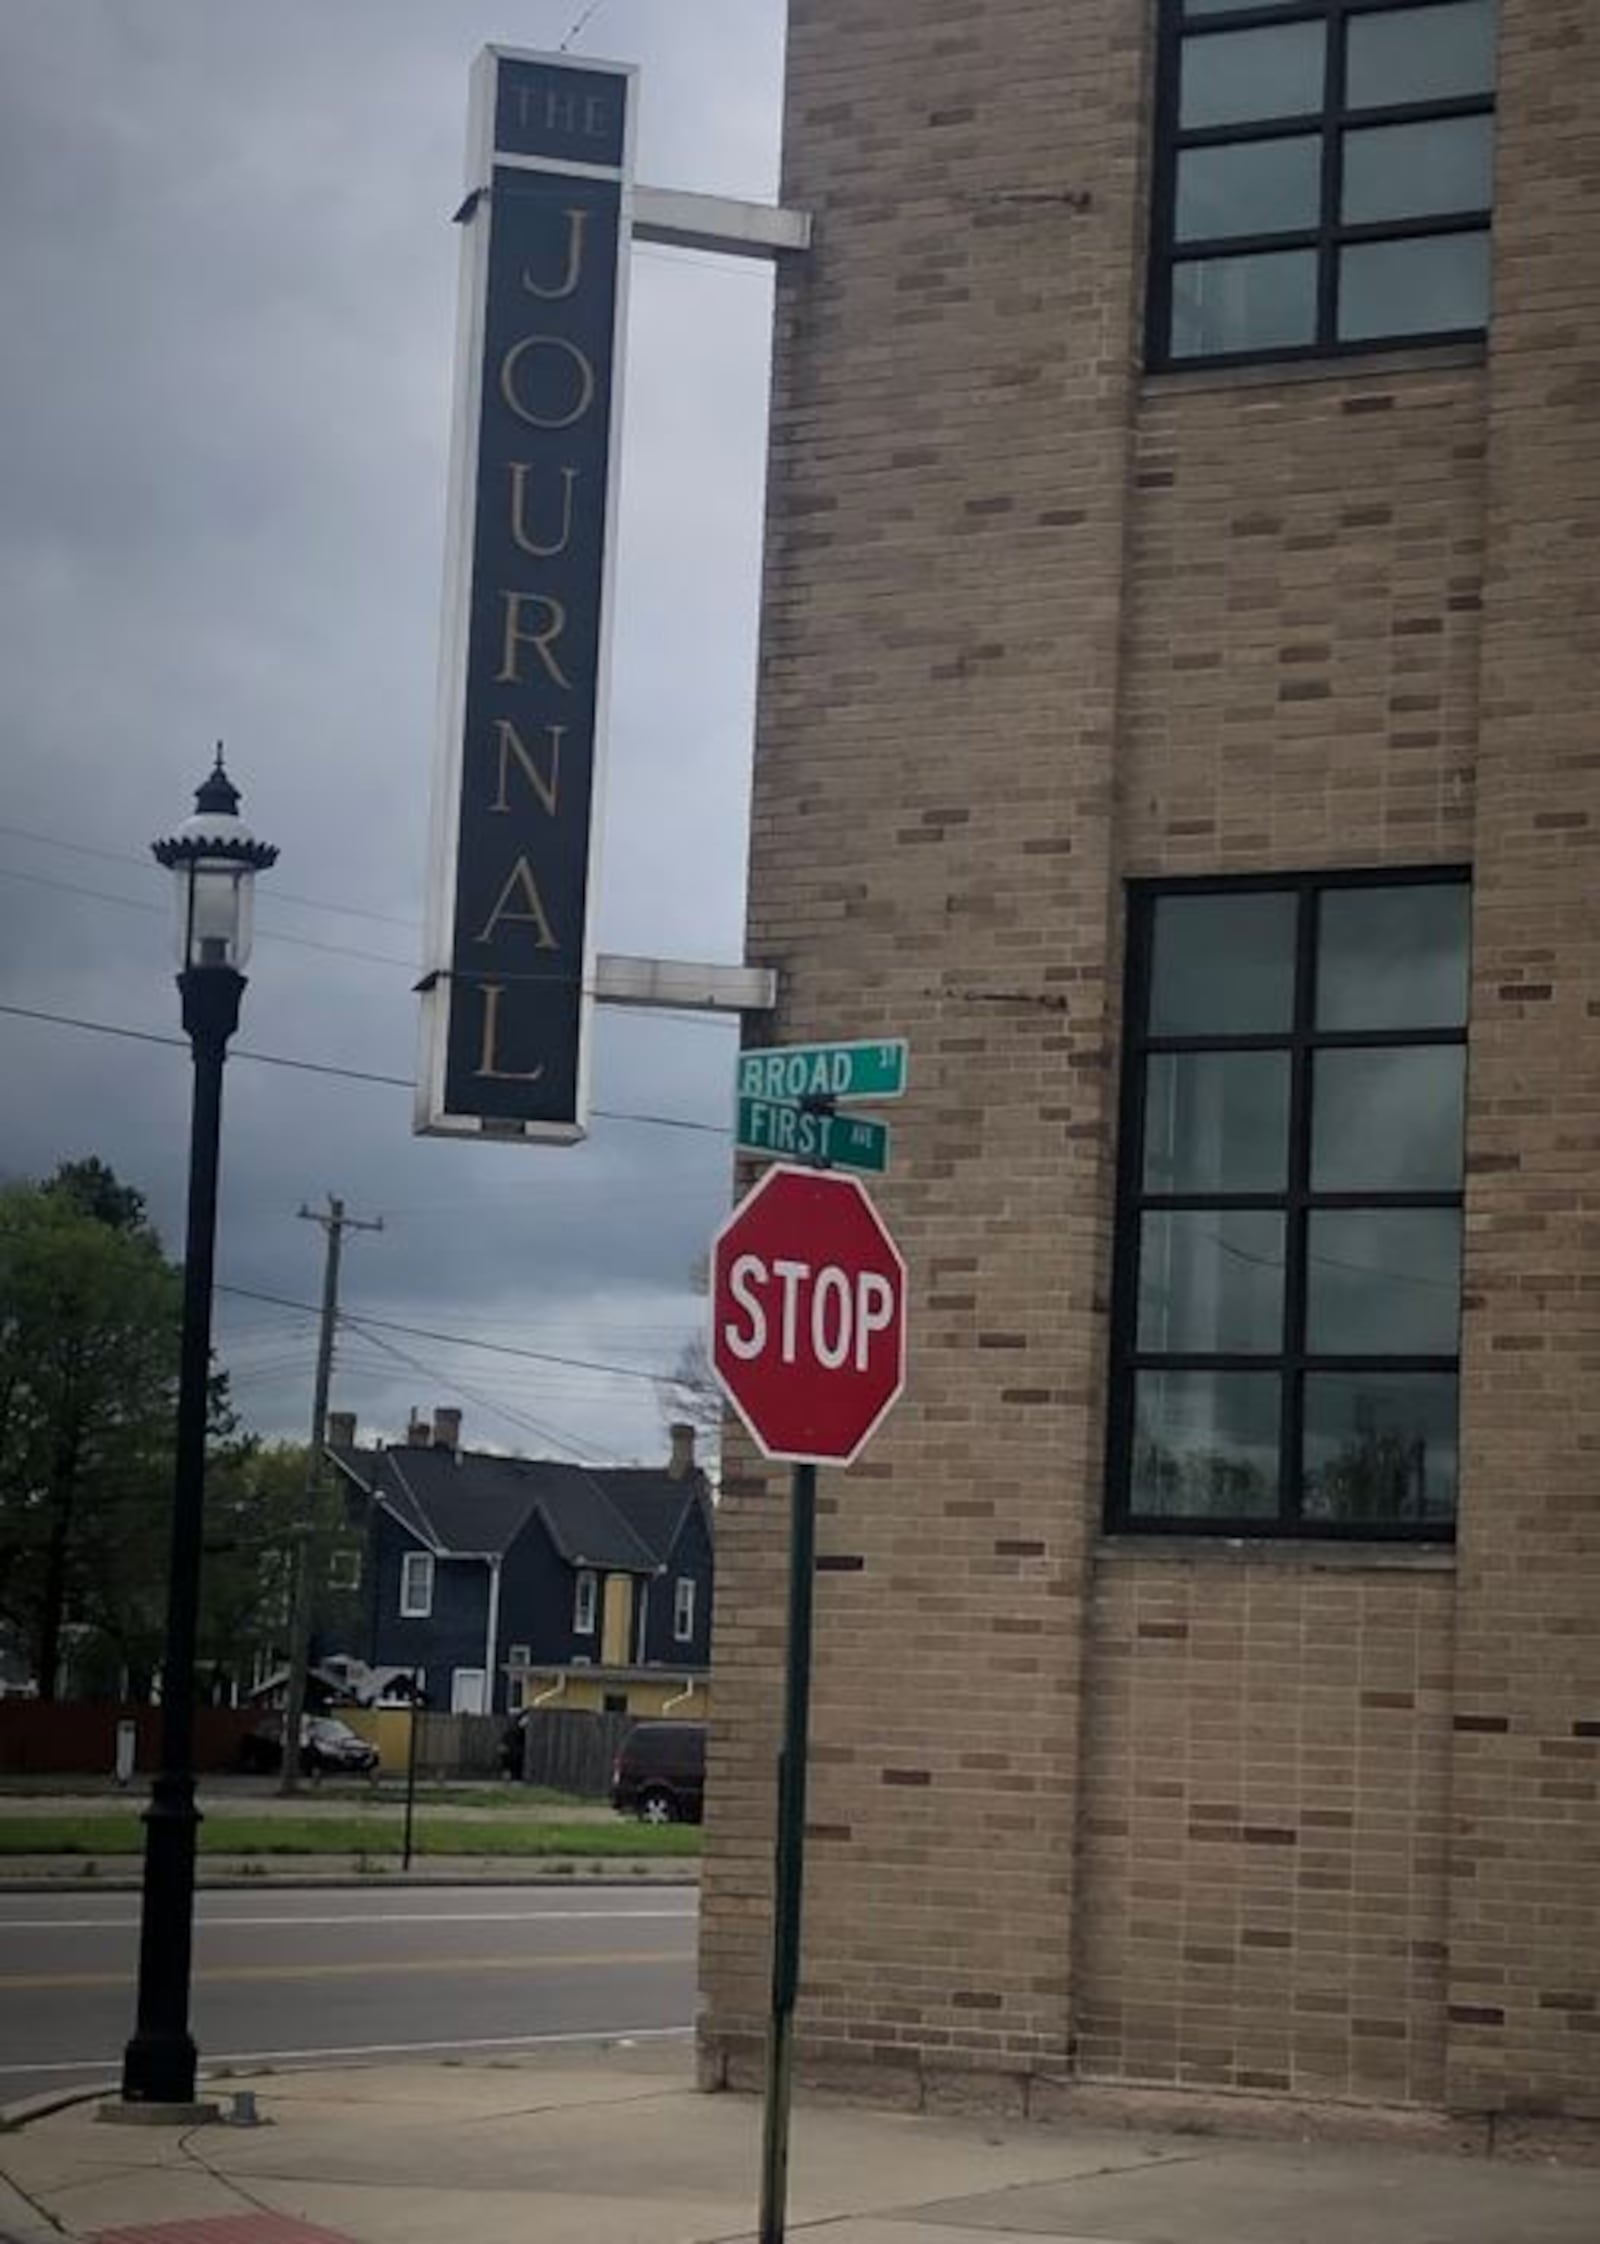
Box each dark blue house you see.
[321,1409,713,1719]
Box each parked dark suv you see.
[611,1720,706,1824]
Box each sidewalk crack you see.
[686,2152,1212,2244]
[177,2122,279,2217]
[461,2082,694,2127]
[0,2158,70,2238]
[878,2145,1215,2221]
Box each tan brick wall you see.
[1078,1552,1454,2106]
[1444,0,1600,2121]
[698,0,1600,2131]
[1123,362,1485,876]
[699,0,1150,2086]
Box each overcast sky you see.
[0,1,785,1466]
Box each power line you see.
[218,1282,674,1389]
[558,0,607,52]
[342,1317,605,1466]
[0,818,419,931]
[0,861,417,972]
[0,998,732,1134]
[0,817,746,1032]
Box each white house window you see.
[573,1568,597,1635]
[506,1643,531,1714]
[328,1546,362,1592]
[400,1551,435,1618]
[673,1577,696,1643]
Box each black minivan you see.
[611,1720,707,1824]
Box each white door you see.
[450,1667,487,1714]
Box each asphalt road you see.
[0,1885,698,2105]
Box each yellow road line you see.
[0,1946,692,1993]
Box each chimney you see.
[668,1421,696,1480]
[326,1409,357,1449]
[406,1409,431,1447]
[433,1406,462,1453]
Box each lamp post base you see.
[120,1770,203,2105]
[98,2096,221,2127]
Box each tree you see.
[0,1164,180,1698]
[656,1256,723,1452]
[196,1439,306,1698]
[44,1157,149,1236]
[657,1330,724,1446]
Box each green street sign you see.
[737,1097,891,1175]
[738,1038,909,1106]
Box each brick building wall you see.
[698,0,1600,2136]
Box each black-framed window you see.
[1148,0,1496,368]
[1106,871,1469,1538]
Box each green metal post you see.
[402,1672,423,1871]
[758,1459,818,2244]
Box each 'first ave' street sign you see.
[710,1165,907,1466]
[736,1097,890,1174]
[738,1038,908,1107]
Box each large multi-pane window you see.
[1149,0,1497,367]
[1107,872,1469,1536]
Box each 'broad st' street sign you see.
[737,1098,889,1174]
[738,1038,908,1107]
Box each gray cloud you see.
[0,0,784,1461]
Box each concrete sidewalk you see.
[4,2041,1599,2244]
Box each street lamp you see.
[120,749,277,2109]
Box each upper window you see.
[573,1568,598,1636]
[328,1546,362,1593]
[1107,872,1469,1537]
[399,1550,434,1617]
[673,1577,696,1644]
[1149,0,1496,367]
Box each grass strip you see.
[0,1814,700,1858]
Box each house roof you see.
[597,1474,707,1567]
[328,1440,705,1575]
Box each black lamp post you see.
[120,750,277,2108]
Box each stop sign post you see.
[710,1160,907,2244]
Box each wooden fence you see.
[412,1711,505,1778]
[0,1701,257,1776]
[517,1708,633,1799]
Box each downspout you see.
[532,1671,567,1707]
[634,1578,650,1664]
[663,1676,697,1713]
[483,1556,502,1715]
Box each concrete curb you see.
[0,2081,114,2132]
[0,1866,700,1893]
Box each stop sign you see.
[710,1164,907,1466]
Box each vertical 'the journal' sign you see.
[417,47,635,1141]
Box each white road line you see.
[0,2023,693,2078]
[0,1907,697,1931]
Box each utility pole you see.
[278,1195,382,1796]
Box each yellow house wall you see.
[339,1708,411,1768]
[541,1676,710,1720]
[601,1574,633,1666]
